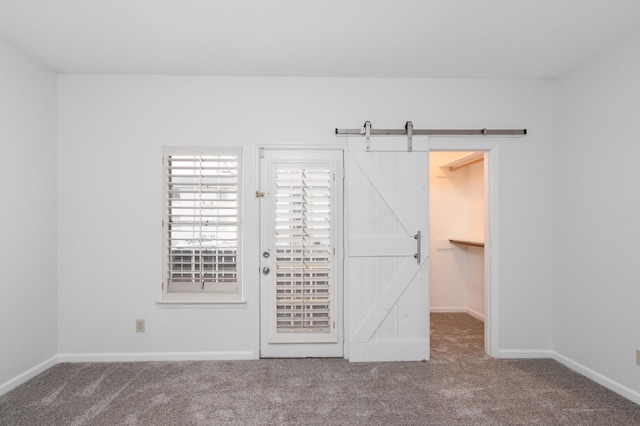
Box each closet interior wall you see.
[429,152,485,320]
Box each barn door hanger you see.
[405,121,413,152]
[360,121,414,152]
[362,121,372,151]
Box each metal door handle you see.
[262,267,270,275]
[414,231,421,264]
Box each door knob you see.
[262,267,270,275]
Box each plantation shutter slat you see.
[274,168,333,333]
[165,153,240,293]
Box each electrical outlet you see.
[636,349,640,366]
[136,319,145,333]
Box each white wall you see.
[57,75,553,358]
[0,38,57,390]
[466,161,485,318]
[429,153,484,319]
[429,152,472,310]
[553,30,640,395]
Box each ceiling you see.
[1,0,640,79]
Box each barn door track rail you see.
[335,121,527,152]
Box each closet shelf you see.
[440,152,484,172]
[449,239,485,248]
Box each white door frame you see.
[429,139,500,357]
[257,145,345,358]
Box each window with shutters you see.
[162,147,242,302]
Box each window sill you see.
[156,300,247,309]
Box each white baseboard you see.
[0,355,58,397]
[5,350,639,409]
[497,349,555,359]
[496,350,640,405]
[430,307,466,313]
[430,307,485,321]
[57,351,256,363]
[465,308,485,321]
[551,351,640,406]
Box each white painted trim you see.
[430,307,467,313]
[57,351,256,363]
[156,300,247,309]
[260,144,347,151]
[497,350,640,406]
[551,352,640,406]
[497,349,555,359]
[0,355,58,397]
[485,147,500,358]
[5,351,639,409]
[253,144,263,361]
[466,308,485,322]
[342,146,350,361]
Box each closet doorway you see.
[429,150,491,356]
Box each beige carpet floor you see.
[1,313,639,425]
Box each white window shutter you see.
[275,168,332,333]
[164,149,241,295]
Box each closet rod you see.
[335,124,526,137]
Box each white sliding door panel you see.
[347,138,429,362]
[260,149,343,358]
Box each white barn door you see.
[347,137,429,362]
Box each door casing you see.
[258,147,344,358]
[430,140,499,357]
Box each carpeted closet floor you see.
[1,313,639,425]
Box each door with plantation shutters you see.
[259,149,343,358]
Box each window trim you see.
[161,146,243,303]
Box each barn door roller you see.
[406,121,413,152]
[363,120,372,151]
